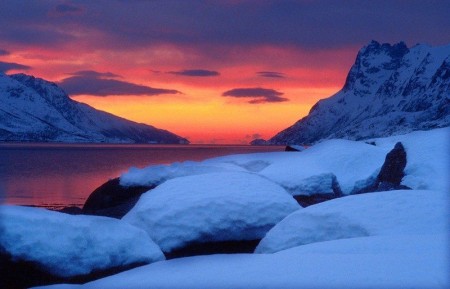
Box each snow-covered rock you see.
[122,172,300,253]
[0,73,188,143]
[216,139,388,195]
[120,161,243,187]
[120,127,449,201]
[269,41,450,144]
[255,189,448,253]
[0,205,164,278]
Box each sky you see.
[0,1,449,144]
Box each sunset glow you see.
[1,1,448,143]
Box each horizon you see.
[0,1,449,144]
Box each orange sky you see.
[1,45,354,144]
[0,1,448,144]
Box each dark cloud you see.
[59,70,180,96]
[0,61,31,73]
[257,71,286,78]
[67,70,121,78]
[168,69,220,77]
[0,1,448,51]
[222,87,288,104]
[0,49,10,56]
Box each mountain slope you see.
[0,73,188,143]
[269,41,450,145]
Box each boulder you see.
[82,177,155,218]
[0,205,164,289]
[256,189,447,254]
[122,172,300,256]
[377,142,407,185]
[291,173,343,207]
[352,142,410,194]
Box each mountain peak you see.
[0,73,189,144]
[269,41,450,145]
[361,40,409,57]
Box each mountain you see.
[0,73,189,144]
[268,41,450,145]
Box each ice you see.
[0,205,165,277]
[255,189,448,253]
[122,172,300,252]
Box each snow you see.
[33,233,449,289]
[21,127,450,288]
[369,127,449,192]
[0,73,187,143]
[0,205,165,277]
[120,161,244,187]
[120,127,449,197]
[122,172,300,252]
[268,41,450,145]
[255,189,448,253]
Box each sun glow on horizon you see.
[2,44,351,144]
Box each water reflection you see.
[0,144,283,208]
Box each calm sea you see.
[0,143,283,209]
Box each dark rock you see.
[0,251,146,289]
[82,177,155,219]
[164,240,261,259]
[352,142,411,194]
[285,145,306,152]
[58,206,83,215]
[293,193,336,207]
[377,142,407,185]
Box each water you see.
[0,143,283,209]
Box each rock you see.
[58,206,83,215]
[288,173,343,207]
[122,172,300,255]
[0,205,165,289]
[285,145,306,152]
[293,194,335,207]
[377,142,407,185]
[352,142,410,194]
[165,240,261,259]
[0,253,148,289]
[82,177,155,218]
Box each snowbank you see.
[0,205,165,277]
[370,127,449,192]
[32,233,449,289]
[255,189,448,253]
[119,128,449,197]
[122,172,300,252]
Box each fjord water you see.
[0,144,283,209]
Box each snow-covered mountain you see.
[0,73,188,143]
[269,41,450,145]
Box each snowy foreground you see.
[7,128,450,288]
